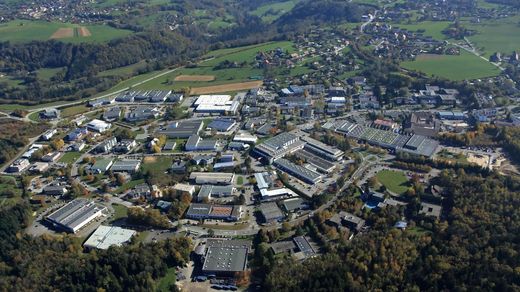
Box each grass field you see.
[141,156,173,173]
[110,203,128,222]
[251,0,300,23]
[134,41,295,92]
[116,178,145,193]
[59,152,82,164]
[393,21,451,40]
[463,16,520,58]
[190,81,263,94]
[0,20,132,43]
[376,170,410,195]
[60,104,90,117]
[401,51,501,80]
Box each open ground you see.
[174,75,215,82]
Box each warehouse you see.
[185,203,242,221]
[185,135,218,151]
[197,185,235,201]
[190,172,235,185]
[281,197,307,212]
[259,188,296,202]
[201,239,251,276]
[83,225,136,250]
[253,132,305,163]
[274,158,322,185]
[301,136,343,161]
[111,160,141,173]
[46,199,107,233]
[159,120,204,138]
[259,202,285,223]
[207,119,237,132]
[233,132,258,144]
[193,95,240,114]
[86,119,112,133]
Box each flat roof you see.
[47,199,106,232]
[203,239,251,273]
[111,160,141,171]
[274,158,322,183]
[259,202,284,221]
[83,225,136,250]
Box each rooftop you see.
[83,225,136,250]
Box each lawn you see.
[59,152,83,164]
[141,156,173,173]
[463,16,520,58]
[116,179,145,193]
[157,267,177,292]
[376,170,410,195]
[110,203,128,222]
[0,19,132,43]
[236,176,244,185]
[401,51,501,80]
[60,104,90,117]
[37,67,65,81]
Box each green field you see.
[0,20,132,43]
[110,203,128,222]
[393,21,451,40]
[376,170,410,195]
[401,51,501,80]
[141,156,173,173]
[463,16,520,58]
[251,0,300,23]
[59,152,83,164]
[157,267,177,292]
[61,104,90,117]
[134,41,297,90]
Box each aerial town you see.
[1,0,520,291]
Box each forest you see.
[0,203,192,291]
[0,120,48,165]
[260,170,520,291]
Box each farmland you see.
[401,51,501,80]
[463,16,520,58]
[251,0,300,23]
[0,20,132,43]
[393,21,451,40]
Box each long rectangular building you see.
[274,158,322,185]
[46,199,107,233]
[186,203,242,221]
[190,172,235,185]
[254,132,305,163]
[301,136,343,161]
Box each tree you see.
[50,138,64,151]
[207,228,215,237]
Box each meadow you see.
[251,0,300,23]
[0,19,132,43]
[392,21,451,40]
[463,16,520,58]
[401,51,501,80]
[376,170,410,195]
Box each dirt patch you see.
[143,156,157,164]
[190,80,263,95]
[415,54,445,61]
[174,75,215,82]
[78,27,91,37]
[467,153,490,168]
[50,28,74,39]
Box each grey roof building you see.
[159,120,204,138]
[253,132,305,163]
[202,239,251,275]
[185,135,218,151]
[197,185,234,201]
[46,199,107,233]
[126,106,159,122]
[259,202,285,223]
[419,202,442,218]
[111,160,141,173]
[273,158,322,185]
[103,107,121,122]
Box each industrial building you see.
[110,160,141,173]
[6,159,30,173]
[273,158,323,185]
[193,95,240,114]
[46,199,107,233]
[233,132,258,144]
[201,239,251,276]
[197,185,235,201]
[83,225,136,250]
[259,202,285,223]
[86,119,112,133]
[159,120,204,138]
[301,136,343,161]
[185,203,242,221]
[281,197,307,212]
[189,172,235,185]
[207,119,237,132]
[185,135,218,151]
[260,188,297,201]
[253,132,305,163]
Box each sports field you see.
[0,20,132,43]
[401,51,501,80]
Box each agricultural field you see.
[0,20,132,43]
[189,81,263,95]
[251,0,300,23]
[134,41,297,92]
[392,21,451,40]
[375,170,410,195]
[463,16,520,58]
[59,152,83,164]
[401,51,501,81]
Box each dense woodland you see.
[0,203,192,291]
[0,120,48,165]
[259,171,520,291]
